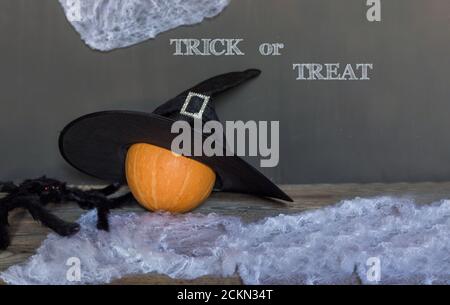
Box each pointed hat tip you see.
[244,69,262,78]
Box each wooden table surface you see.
[1,182,450,285]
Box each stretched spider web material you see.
[1,197,449,284]
[59,0,231,51]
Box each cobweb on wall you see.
[59,0,231,51]
[1,196,449,285]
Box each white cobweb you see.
[59,0,231,51]
[1,196,450,285]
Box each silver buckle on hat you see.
[180,92,210,120]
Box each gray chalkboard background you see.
[0,0,450,184]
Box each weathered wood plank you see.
[1,183,450,284]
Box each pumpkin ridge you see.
[196,168,215,205]
[141,145,155,209]
[132,145,145,204]
[125,143,216,214]
[126,145,142,204]
[200,172,216,202]
[174,161,192,210]
[150,148,161,211]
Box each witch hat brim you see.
[59,69,293,202]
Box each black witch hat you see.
[59,69,293,202]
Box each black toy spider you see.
[0,176,133,250]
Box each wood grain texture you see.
[1,182,450,285]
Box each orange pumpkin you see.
[125,143,216,213]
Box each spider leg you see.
[19,197,80,237]
[0,181,18,194]
[63,189,95,210]
[63,188,110,230]
[0,205,10,250]
[97,183,122,196]
[110,192,134,209]
[0,223,9,250]
[64,185,134,232]
[96,207,110,231]
[95,193,133,231]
